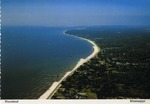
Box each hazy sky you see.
[2,0,150,26]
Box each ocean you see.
[1,26,93,99]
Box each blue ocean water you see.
[1,26,93,99]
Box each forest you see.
[52,26,150,99]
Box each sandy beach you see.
[39,30,100,99]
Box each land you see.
[52,26,150,99]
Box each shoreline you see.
[39,30,100,99]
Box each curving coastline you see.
[39,30,100,99]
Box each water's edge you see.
[39,30,100,99]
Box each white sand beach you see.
[39,31,100,99]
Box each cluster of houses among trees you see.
[52,26,150,99]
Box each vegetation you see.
[52,26,150,99]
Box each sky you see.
[2,0,150,26]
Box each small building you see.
[59,88,65,92]
[76,92,87,99]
